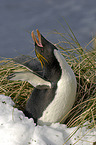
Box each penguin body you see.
[38,49,76,125]
[9,30,77,125]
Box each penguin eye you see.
[41,48,44,52]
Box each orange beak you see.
[31,29,43,47]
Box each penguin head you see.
[31,29,58,68]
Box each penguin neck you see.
[43,54,62,83]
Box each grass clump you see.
[0,23,96,130]
[0,58,33,110]
[53,22,96,128]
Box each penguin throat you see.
[44,58,62,83]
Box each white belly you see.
[38,50,77,125]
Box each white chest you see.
[38,50,77,125]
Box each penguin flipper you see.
[13,55,43,77]
[8,71,51,88]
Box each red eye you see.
[41,48,43,52]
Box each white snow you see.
[0,94,96,145]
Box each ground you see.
[0,95,96,145]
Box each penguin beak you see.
[31,29,48,68]
[31,29,43,47]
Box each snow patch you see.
[0,95,96,145]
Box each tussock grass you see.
[0,58,33,110]
[0,23,96,131]
[53,26,96,128]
